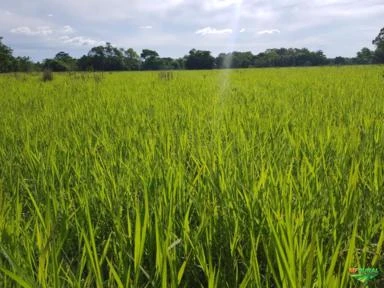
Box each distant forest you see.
[0,27,383,72]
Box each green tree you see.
[215,53,229,68]
[86,43,126,71]
[77,55,92,71]
[174,57,185,69]
[140,49,159,60]
[78,46,141,71]
[141,49,162,70]
[43,52,76,71]
[158,57,176,70]
[372,27,384,63]
[252,48,328,67]
[43,58,67,71]
[334,56,346,65]
[14,56,34,72]
[0,37,15,73]
[124,48,140,70]
[216,51,254,69]
[55,51,76,70]
[372,27,384,47]
[255,49,279,67]
[185,49,215,70]
[355,47,373,64]
[55,52,75,64]
[87,45,106,70]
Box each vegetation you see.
[372,27,384,63]
[0,37,35,73]
[41,69,53,82]
[0,66,384,287]
[1,27,383,72]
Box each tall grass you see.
[0,67,383,287]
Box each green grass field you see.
[1,66,384,287]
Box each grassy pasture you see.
[0,66,384,287]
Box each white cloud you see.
[62,25,75,34]
[59,35,104,46]
[257,29,281,35]
[10,25,76,36]
[40,0,184,22]
[137,0,184,12]
[139,25,153,29]
[203,0,243,11]
[195,26,233,36]
[10,26,53,36]
[9,22,103,49]
[2,0,383,60]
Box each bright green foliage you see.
[0,67,384,287]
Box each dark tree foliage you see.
[372,27,384,46]
[43,59,67,72]
[140,49,159,60]
[77,55,92,71]
[0,37,15,73]
[140,49,161,70]
[215,48,328,69]
[139,50,182,70]
[86,43,125,71]
[124,48,140,70]
[0,37,39,72]
[185,49,215,70]
[43,51,77,72]
[216,52,254,68]
[252,48,328,67]
[159,57,177,70]
[173,58,186,69]
[13,56,34,72]
[355,48,374,64]
[77,43,141,71]
[334,56,346,65]
[372,27,384,63]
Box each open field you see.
[0,66,384,287]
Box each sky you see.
[0,0,383,61]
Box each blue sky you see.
[1,0,383,61]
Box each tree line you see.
[1,27,383,73]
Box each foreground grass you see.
[0,67,384,287]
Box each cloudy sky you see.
[1,0,383,61]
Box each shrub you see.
[42,69,53,81]
[158,71,174,80]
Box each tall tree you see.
[55,51,74,63]
[355,47,374,64]
[86,43,126,70]
[87,45,107,70]
[372,27,384,63]
[185,49,215,70]
[43,51,76,71]
[14,56,34,72]
[140,49,159,60]
[0,37,15,73]
[216,52,254,69]
[124,48,140,70]
[372,27,384,47]
[141,49,162,70]
[77,55,92,71]
[215,53,229,68]
[334,56,346,65]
